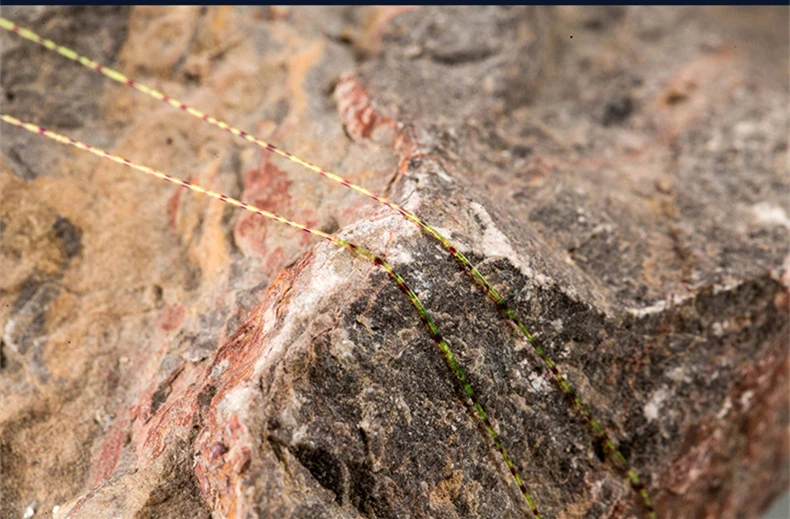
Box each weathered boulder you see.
[1,6,787,519]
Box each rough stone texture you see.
[0,6,787,519]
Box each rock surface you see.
[1,6,787,519]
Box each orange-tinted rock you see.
[1,6,787,519]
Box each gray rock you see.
[1,6,787,518]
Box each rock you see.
[1,6,787,519]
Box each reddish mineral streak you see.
[234,160,320,264]
[334,74,427,193]
[158,304,185,332]
[89,426,125,487]
[193,263,308,513]
[335,74,395,141]
[167,181,184,230]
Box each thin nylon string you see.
[0,112,543,518]
[0,17,655,516]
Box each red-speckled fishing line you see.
[0,112,544,518]
[1,16,656,517]
[0,17,655,517]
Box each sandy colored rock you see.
[1,6,787,519]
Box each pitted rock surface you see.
[1,6,787,519]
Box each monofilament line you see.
[1,16,655,516]
[0,112,544,518]
[0,17,654,516]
